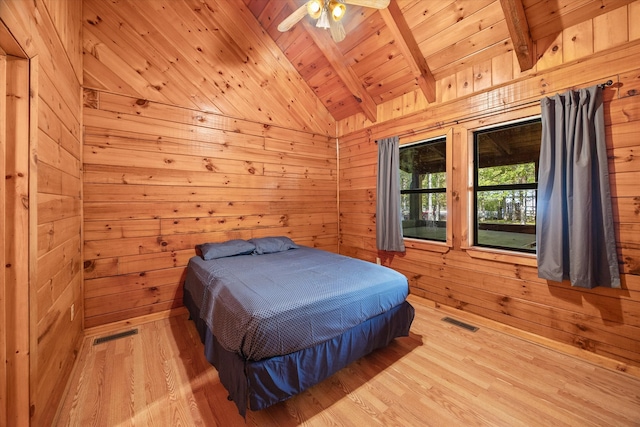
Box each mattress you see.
[184,246,410,361]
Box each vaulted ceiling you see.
[82,0,635,136]
[245,0,635,122]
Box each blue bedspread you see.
[184,247,409,361]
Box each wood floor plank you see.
[55,295,640,426]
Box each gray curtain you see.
[537,85,620,288]
[376,136,405,252]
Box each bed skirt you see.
[184,288,415,416]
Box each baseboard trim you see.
[83,306,189,338]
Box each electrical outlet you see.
[70,303,75,321]
[376,257,381,265]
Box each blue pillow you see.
[249,236,298,255]
[197,239,255,260]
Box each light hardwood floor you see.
[55,296,640,426]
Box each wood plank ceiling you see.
[82,0,336,135]
[245,0,636,122]
[83,0,636,132]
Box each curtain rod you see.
[599,79,614,89]
[375,79,615,142]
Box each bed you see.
[183,236,415,416]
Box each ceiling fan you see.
[277,0,390,42]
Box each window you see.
[399,137,447,241]
[473,118,541,253]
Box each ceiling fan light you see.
[329,1,346,21]
[306,0,323,19]
[316,9,331,29]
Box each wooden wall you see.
[0,43,6,427]
[82,0,334,137]
[0,0,83,425]
[0,43,30,427]
[338,2,640,134]
[82,93,337,327]
[337,7,640,369]
[81,0,340,329]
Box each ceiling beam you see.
[291,2,377,122]
[379,0,436,103]
[500,0,534,72]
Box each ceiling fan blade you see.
[329,19,346,42]
[277,3,309,32]
[343,0,390,9]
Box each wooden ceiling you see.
[82,0,635,135]
[245,0,634,122]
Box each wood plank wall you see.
[82,92,338,328]
[0,46,6,427]
[1,49,31,427]
[81,0,335,137]
[337,12,640,368]
[338,2,640,134]
[80,0,341,329]
[0,0,83,425]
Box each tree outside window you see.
[474,118,541,253]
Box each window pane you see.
[399,137,447,242]
[476,121,541,174]
[401,192,447,241]
[399,138,446,191]
[476,190,537,251]
[474,119,541,253]
[478,163,536,186]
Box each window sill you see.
[464,246,537,267]
[403,238,451,254]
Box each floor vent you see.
[93,329,138,345]
[442,317,479,332]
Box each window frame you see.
[398,129,453,251]
[471,117,541,254]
